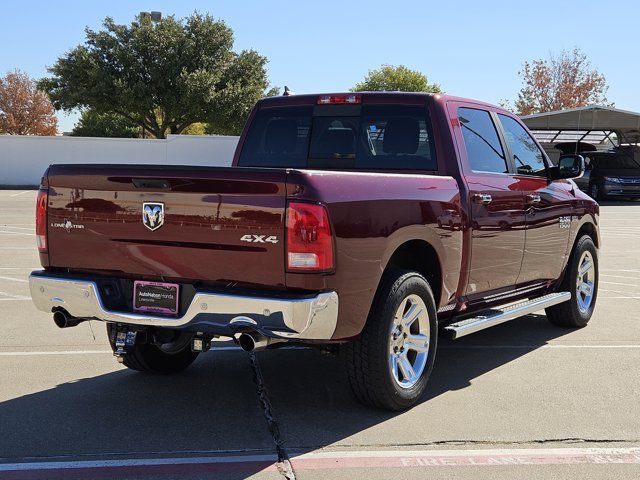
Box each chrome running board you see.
[444,292,571,339]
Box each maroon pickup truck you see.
[30,92,600,410]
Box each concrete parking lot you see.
[0,189,639,479]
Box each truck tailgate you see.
[45,164,287,288]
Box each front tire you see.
[344,270,438,411]
[588,182,603,201]
[546,235,598,328]
[107,324,199,374]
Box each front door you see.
[452,105,526,297]
[496,113,573,284]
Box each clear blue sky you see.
[1,0,637,132]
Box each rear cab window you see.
[238,102,437,172]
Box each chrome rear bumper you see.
[29,272,339,340]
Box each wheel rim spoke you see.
[404,333,429,353]
[579,259,593,277]
[402,302,423,329]
[398,353,416,382]
[389,354,399,379]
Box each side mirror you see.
[551,154,585,180]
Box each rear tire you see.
[344,270,438,411]
[546,235,598,328]
[107,324,199,374]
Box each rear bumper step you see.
[29,271,338,341]
[444,292,571,339]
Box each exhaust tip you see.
[238,333,257,352]
[53,310,68,328]
[53,310,80,329]
[238,332,269,352]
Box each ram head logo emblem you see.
[142,202,165,231]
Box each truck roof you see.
[258,91,500,110]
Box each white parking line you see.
[1,447,640,477]
[0,275,28,283]
[602,274,640,280]
[0,230,33,236]
[0,225,33,231]
[601,281,640,287]
[0,291,31,300]
[441,345,640,349]
[8,190,34,197]
[0,267,39,270]
[1,344,639,357]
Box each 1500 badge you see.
[240,234,278,244]
[559,216,571,229]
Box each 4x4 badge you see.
[240,234,278,244]
[142,202,165,231]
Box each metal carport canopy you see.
[521,105,640,143]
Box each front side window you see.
[458,107,508,174]
[499,114,547,176]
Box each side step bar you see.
[444,292,571,339]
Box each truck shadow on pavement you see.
[0,313,573,477]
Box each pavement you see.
[0,188,639,479]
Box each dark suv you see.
[574,147,640,200]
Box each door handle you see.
[526,194,542,204]
[472,193,492,205]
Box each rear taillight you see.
[317,94,361,105]
[286,202,334,272]
[35,188,48,252]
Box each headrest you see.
[264,119,298,154]
[383,117,420,154]
[317,128,356,157]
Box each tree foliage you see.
[70,109,141,138]
[352,65,442,93]
[40,13,274,138]
[0,70,57,135]
[513,48,611,115]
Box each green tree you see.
[352,65,442,93]
[40,13,274,138]
[70,109,141,138]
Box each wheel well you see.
[575,222,598,249]
[383,240,442,306]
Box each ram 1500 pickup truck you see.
[29,92,600,410]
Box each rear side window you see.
[238,104,437,171]
[498,114,547,176]
[458,107,508,174]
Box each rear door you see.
[450,104,526,297]
[46,165,287,288]
[496,114,573,284]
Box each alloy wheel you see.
[388,294,430,389]
[576,250,596,314]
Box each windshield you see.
[591,152,640,170]
[238,105,437,171]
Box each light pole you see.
[139,11,162,22]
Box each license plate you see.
[133,281,179,315]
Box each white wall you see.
[0,134,239,186]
